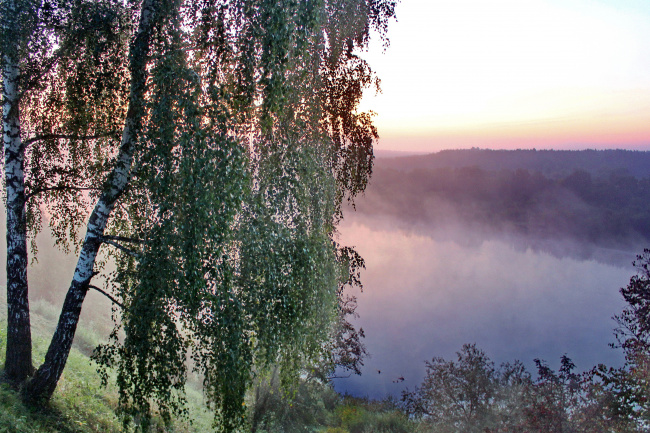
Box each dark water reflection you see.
[334,219,633,399]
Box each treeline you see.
[401,344,642,433]
[380,149,650,179]
[356,165,650,249]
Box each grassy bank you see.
[0,291,217,433]
[0,293,414,433]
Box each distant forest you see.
[357,149,650,252]
[380,148,650,178]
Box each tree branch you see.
[17,29,94,102]
[102,234,146,244]
[16,50,65,102]
[24,132,117,146]
[100,237,141,258]
[88,285,124,309]
[26,185,101,200]
[328,374,352,379]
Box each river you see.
[334,217,634,398]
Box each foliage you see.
[5,0,131,250]
[247,366,340,433]
[590,249,650,429]
[401,344,526,433]
[2,0,395,430]
[614,249,650,356]
[247,378,415,433]
[330,397,413,433]
[245,288,370,432]
[314,292,369,381]
[402,344,641,433]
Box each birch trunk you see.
[22,0,157,402]
[3,52,34,384]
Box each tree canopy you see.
[593,249,650,427]
[1,0,395,430]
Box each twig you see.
[101,238,140,258]
[102,234,146,244]
[328,374,352,379]
[26,185,101,200]
[88,285,124,309]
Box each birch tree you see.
[1,0,395,430]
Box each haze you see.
[330,149,650,397]
[2,150,645,401]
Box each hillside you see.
[0,292,411,432]
[0,290,220,433]
[353,149,650,264]
[378,148,650,178]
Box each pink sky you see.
[360,0,650,153]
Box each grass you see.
[0,291,416,433]
[327,397,412,433]
[0,290,123,433]
[0,290,217,433]
[0,324,122,433]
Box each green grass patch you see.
[0,316,122,433]
[0,293,215,433]
[0,294,414,432]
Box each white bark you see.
[25,0,157,400]
[3,50,34,380]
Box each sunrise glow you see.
[360,0,650,153]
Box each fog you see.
[327,152,650,398]
[0,150,643,402]
[0,216,114,342]
[334,217,632,399]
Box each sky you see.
[360,0,650,153]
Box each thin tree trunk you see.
[3,51,34,384]
[22,0,157,402]
[23,125,136,401]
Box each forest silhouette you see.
[355,149,650,264]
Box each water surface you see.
[335,219,632,398]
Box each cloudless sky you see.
[360,0,650,153]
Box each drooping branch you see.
[15,47,65,104]
[102,234,146,244]
[23,0,159,403]
[16,17,110,104]
[24,132,117,146]
[100,237,140,258]
[88,284,124,309]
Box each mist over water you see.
[2,214,635,402]
[0,151,642,402]
[334,218,633,399]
